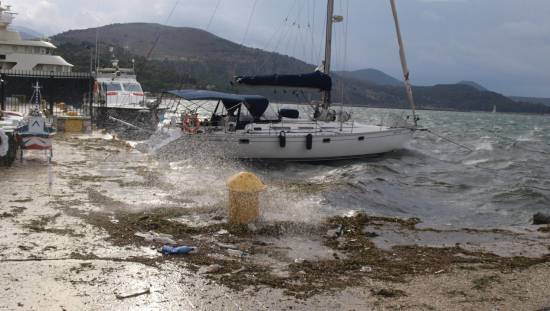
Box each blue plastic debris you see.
[160,245,195,255]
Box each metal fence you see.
[0,70,94,117]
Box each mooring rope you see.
[418,128,474,152]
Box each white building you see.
[0,2,73,72]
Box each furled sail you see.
[235,70,332,91]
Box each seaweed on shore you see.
[47,200,550,298]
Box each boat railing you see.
[260,119,361,135]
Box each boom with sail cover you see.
[235,71,332,92]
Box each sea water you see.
[160,107,550,229]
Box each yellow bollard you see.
[226,172,266,224]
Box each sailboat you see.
[153,0,417,161]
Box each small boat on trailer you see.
[15,83,56,161]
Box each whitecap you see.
[516,136,533,142]
[474,141,494,151]
[463,158,490,166]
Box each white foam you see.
[463,158,489,166]
[474,141,493,151]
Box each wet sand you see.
[1,134,549,310]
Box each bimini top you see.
[168,89,269,120]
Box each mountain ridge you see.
[457,80,488,92]
[337,68,402,87]
[11,25,44,40]
[510,96,550,107]
[52,23,550,114]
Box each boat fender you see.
[0,129,9,157]
[279,131,286,148]
[306,134,313,150]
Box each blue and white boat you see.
[15,82,56,159]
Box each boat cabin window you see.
[123,83,143,92]
[103,82,122,92]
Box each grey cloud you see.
[8,0,550,96]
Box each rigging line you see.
[254,0,299,74]
[271,0,302,54]
[300,22,309,62]
[94,0,100,70]
[289,0,306,60]
[304,0,314,64]
[340,0,350,113]
[241,0,259,46]
[146,0,181,60]
[264,0,297,52]
[318,0,329,67]
[300,1,313,63]
[277,0,304,52]
[310,0,317,65]
[206,0,222,31]
[421,129,474,152]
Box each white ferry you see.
[0,2,72,72]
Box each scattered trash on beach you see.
[135,231,177,244]
[160,245,195,255]
[215,229,229,236]
[216,242,239,250]
[371,288,407,298]
[115,288,151,300]
[226,249,248,258]
[247,223,257,232]
[199,264,222,274]
[326,225,344,238]
[364,231,379,238]
[270,270,291,279]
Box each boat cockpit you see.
[165,89,300,132]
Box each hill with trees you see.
[52,23,550,114]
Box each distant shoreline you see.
[275,102,550,116]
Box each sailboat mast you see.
[389,0,417,127]
[322,0,335,108]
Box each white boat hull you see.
[155,123,413,161]
[209,129,412,160]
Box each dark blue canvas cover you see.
[167,89,269,119]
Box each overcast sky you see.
[10,0,550,97]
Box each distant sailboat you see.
[492,105,497,113]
